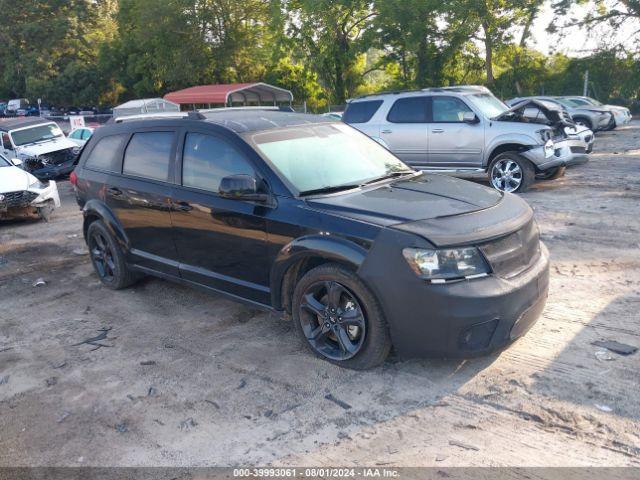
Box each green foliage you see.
[0,0,639,109]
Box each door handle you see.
[107,187,122,197]
[431,129,444,133]
[175,201,192,212]
[381,129,392,134]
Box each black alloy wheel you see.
[89,229,117,282]
[86,220,140,290]
[298,280,366,361]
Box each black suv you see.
[72,110,550,369]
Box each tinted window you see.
[81,129,92,140]
[182,133,254,193]
[123,132,174,181]
[343,100,383,124]
[387,97,428,123]
[84,134,128,172]
[69,130,82,139]
[432,97,472,122]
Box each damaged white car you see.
[0,154,60,221]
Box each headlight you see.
[537,129,552,142]
[543,139,555,158]
[402,247,490,282]
[29,179,45,190]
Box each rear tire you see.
[86,220,139,290]
[536,165,566,180]
[292,263,391,370]
[488,152,535,193]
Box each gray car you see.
[344,86,578,193]
[507,96,614,131]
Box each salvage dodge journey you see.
[72,110,550,369]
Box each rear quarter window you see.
[83,134,128,172]
[343,100,383,124]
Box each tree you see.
[284,0,375,104]
[372,0,477,88]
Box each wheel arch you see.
[487,143,533,166]
[82,199,130,252]
[270,235,368,313]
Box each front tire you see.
[292,263,391,370]
[536,165,566,180]
[87,220,139,290]
[574,117,593,130]
[488,152,535,193]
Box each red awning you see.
[164,82,293,105]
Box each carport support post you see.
[583,70,589,96]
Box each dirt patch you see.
[1,126,639,467]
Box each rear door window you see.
[343,100,383,124]
[387,97,428,123]
[84,134,128,172]
[123,131,174,182]
[182,133,254,193]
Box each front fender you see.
[269,235,368,309]
[486,133,540,156]
[82,199,129,252]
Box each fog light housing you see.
[459,319,499,350]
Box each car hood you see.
[15,137,76,157]
[306,173,503,227]
[495,99,574,127]
[0,166,32,192]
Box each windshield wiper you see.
[299,183,361,196]
[360,171,413,186]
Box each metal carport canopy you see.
[163,82,293,106]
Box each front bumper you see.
[360,237,550,358]
[522,140,575,171]
[613,110,632,126]
[565,127,594,165]
[30,158,77,180]
[0,180,60,218]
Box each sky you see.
[529,0,637,56]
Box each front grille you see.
[0,190,38,209]
[37,148,76,165]
[570,146,586,154]
[478,220,541,279]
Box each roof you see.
[201,109,331,133]
[164,82,293,105]
[0,117,52,130]
[351,85,492,102]
[114,98,179,110]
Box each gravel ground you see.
[0,123,639,467]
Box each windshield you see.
[10,123,64,146]
[249,123,413,194]
[0,154,10,167]
[466,93,509,118]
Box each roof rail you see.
[350,89,423,101]
[422,85,491,93]
[111,111,190,123]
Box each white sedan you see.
[0,155,61,221]
[67,127,95,147]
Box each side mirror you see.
[219,174,269,202]
[11,158,22,166]
[462,112,480,124]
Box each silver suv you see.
[344,86,578,193]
